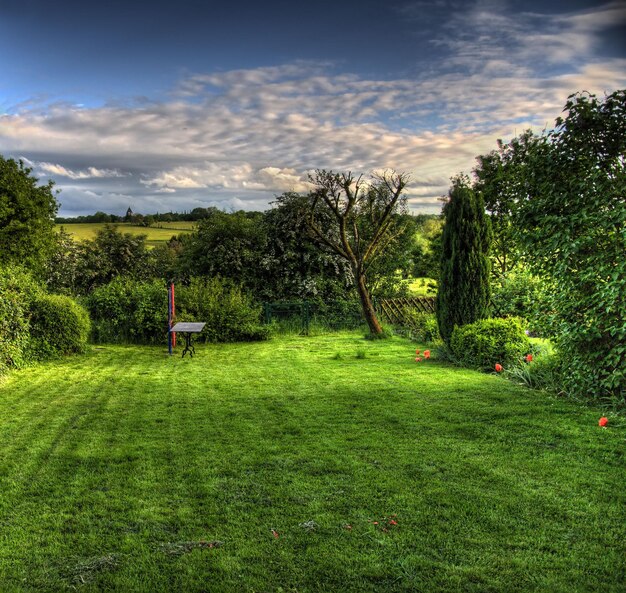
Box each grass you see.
[0,332,624,592]
[55,222,196,247]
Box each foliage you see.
[491,269,548,333]
[403,311,440,343]
[176,277,269,343]
[85,278,167,344]
[436,177,492,345]
[0,266,89,371]
[178,210,267,292]
[0,156,59,275]
[450,317,531,371]
[306,170,409,335]
[473,131,540,280]
[28,293,91,359]
[260,193,354,302]
[46,224,154,294]
[410,215,443,281]
[504,354,564,394]
[85,277,268,345]
[515,90,626,403]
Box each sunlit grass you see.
[55,221,196,246]
[0,332,623,592]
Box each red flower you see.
[525,354,533,363]
[415,357,422,362]
[424,350,431,359]
[389,519,398,526]
[495,363,503,372]
[415,349,421,355]
[599,417,608,427]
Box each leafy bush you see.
[85,278,168,344]
[85,277,269,345]
[491,270,548,334]
[0,288,29,373]
[403,311,440,343]
[29,293,91,358]
[450,317,531,371]
[0,266,89,372]
[176,277,269,343]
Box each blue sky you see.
[1,0,625,216]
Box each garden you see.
[0,91,624,591]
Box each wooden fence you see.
[377,297,436,327]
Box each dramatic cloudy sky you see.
[1,0,625,216]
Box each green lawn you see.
[55,222,196,247]
[0,332,624,592]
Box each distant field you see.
[55,222,196,246]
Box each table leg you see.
[181,332,194,358]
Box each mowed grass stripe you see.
[0,333,624,592]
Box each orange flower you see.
[525,354,533,363]
[495,363,503,372]
[415,357,422,362]
[599,417,608,427]
[424,350,431,359]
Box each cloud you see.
[1,3,625,216]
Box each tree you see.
[305,170,409,336]
[0,156,59,275]
[436,176,492,345]
[473,130,540,280]
[261,192,353,302]
[178,209,267,292]
[515,90,626,401]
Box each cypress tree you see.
[436,176,492,345]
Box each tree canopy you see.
[0,156,59,274]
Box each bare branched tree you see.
[306,169,409,335]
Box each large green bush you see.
[85,278,168,344]
[29,293,91,358]
[450,317,531,371]
[85,277,269,345]
[0,266,89,372]
[176,277,269,343]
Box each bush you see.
[403,311,440,343]
[505,354,564,394]
[450,317,531,371]
[85,278,168,344]
[29,293,91,358]
[85,277,269,345]
[0,266,89,372]
[176,277,269,343]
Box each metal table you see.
[170,322,206,358]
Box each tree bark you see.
[356,271,383,335]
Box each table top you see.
[170,322,206,333]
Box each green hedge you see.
[85,277,269,345]
[29,293,91,359]
[0,266,90,373]
[450,317,531,371]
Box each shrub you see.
[437,177,492,345]
[85,278,168,344]
[403,311,440,343]
[176,277,269,343]
[29,293,91,358]
[491,270,548,335]
[0,288,29,373]
[0,266,89,371]
[505,354,564,394]
[450,317,531,371]
[85,277,269,345]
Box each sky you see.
[1,0,625,217]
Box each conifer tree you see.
[436,176,492,345]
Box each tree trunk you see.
[356,272,384,335]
